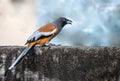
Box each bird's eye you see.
[63,18,66,21]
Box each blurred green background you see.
[0,0,120,46]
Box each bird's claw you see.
[45,43,61,46]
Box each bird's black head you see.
[53,17,72,28]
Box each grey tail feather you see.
[4,45,35,77]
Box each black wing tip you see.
[4,69,11,77]
[25,42,28,45]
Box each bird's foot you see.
[40,43,61,47]
[46,43,61,46]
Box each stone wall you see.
[0,46,120,81]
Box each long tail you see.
[4,46,35,77]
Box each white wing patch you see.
[40,29,57,36]
[25,29,57,44]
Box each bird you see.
[4,17,72,77]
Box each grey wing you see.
[25,29,57,44]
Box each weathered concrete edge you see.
[0,46,120,81]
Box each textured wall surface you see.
[0,46,120,81]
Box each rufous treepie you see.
[4,17,72,77]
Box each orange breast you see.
[28,35,56,47]
[36,35,55,45]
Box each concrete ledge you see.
[0,46,120,81]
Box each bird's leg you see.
[46,43,61,46]
[35,44,47,47]
[41,44,47,47]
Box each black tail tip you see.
[4,69,11,77]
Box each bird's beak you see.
[67,19,72,24]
